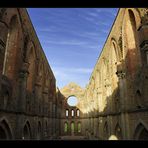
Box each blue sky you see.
[27,8,118,89]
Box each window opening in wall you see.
[78,122,81,133]
[71,109,74,116]
[66,109,69,117]
[67,96,78,106]
[64,122,68,133]
[77,109,80,117]
[71,122,74,134]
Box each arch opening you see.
[134,123,148,140]
[0,119,12,140]
[23,121,31,140]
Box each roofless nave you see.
[0,8,148,140]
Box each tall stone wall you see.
[78,8,148,140]
[0,8,61,140]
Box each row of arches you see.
[0,119,12,139]
[81,8,147,115]
[102,121,148,140]
[0,117,49,140]
[65,109,80,117]
[0,9,58,117]
[64,122,81,135]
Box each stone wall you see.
[0,8,61,140]
[78,8,148,140]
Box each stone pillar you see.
[43,87,48,116]
[17,62,29,112]
[52,102,56,138]
[48,100,53,138]
[116,66,129,139]
[34,79,42,115]
[105,84,112,113]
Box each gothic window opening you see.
[71,109,74,117]
[115,123,122,140]
[78,122,81,133]
[0,120,12,140]
[3,15,19,80]
[64,122,68,133]
[134,123,148,140]
[66,109,69,117]
[71,122,75,135]
[77,109,80,117]
[124,9,140,76]
[23,121,31,140]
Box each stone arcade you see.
[0,8,148,140]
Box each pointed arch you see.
[122,9,141,77]
[25,41,36,92]
[76,109,80,117]
[0,118,13,139]
[77,122,81,133]
[134,122,148,140]
[22,121,31,140]
[111,38,121,62]
[3,15,20,81]
[71,121,75,135]
[64,122,68,133]
[114,123,122,140]
[103,121,109,140]
[66,109,69,117]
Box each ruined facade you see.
[59,8,148,140]
[0,8,148,140]
[0,8,62,140]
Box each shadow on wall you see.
[80,8,148,140]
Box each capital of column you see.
[116,71,126,79]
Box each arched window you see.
[71,122,75,135]
[71,109,74,117]
[78,122,81,133]
[3,15,19,80]
[66,109,69,117]
[124,9,140,76]
[0,119,12,140]
[115,123,122,140]
[23,121,31,140]
[26,43,36,92]
[77,109,80,117]
[134,123,148,140]
[64,122,68,133]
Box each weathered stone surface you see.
[0,8,148,140]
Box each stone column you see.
[34,78,42,115]
[48,98,53,138]
[43,87,48,116]
[17,62,29,112]
[116,67,129,139]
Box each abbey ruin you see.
[0,8,148,140]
